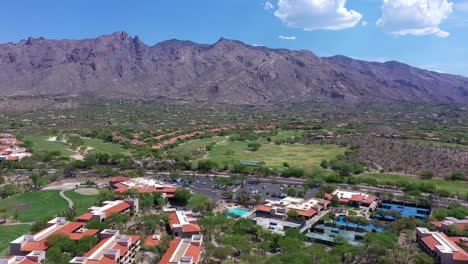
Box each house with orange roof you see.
[0,134,31,162]
[325,189,377,209]
[159,235,203,264]
[69,229,141,264]
[144,235,164,247]
[254,197,328,220]
[9,217,99,256]
[431,217,468,235]
[416,227,468,264]
[165,209,201,238]
[109,177,177,199]
[76,199,139,223]
[0,251,46,264]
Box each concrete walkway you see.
[300,210,330,233]
[60,190,74,209]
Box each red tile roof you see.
[255,205,271,213]
[109,177,129,183]
[103,202,131,217]
[421,235,440,251]
[159,239,181,264]
[144,236,163,247]
[182,224,202,233]
[76,213,93,221]
[295,208,317,217]
[185,243,202,263]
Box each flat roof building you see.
[159,235,203,264]
[69,230,141,264]
[255,197,329,219]
[431,217,468,234]
[9,217,99,256]
[0,251,46,264]
[165,209,201,238]
[76,199,138,223]
[325,189,376,208]
[416,227,468,264]
[110,177,177,198]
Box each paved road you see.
[60,190,74,209]
[1,221,35,226]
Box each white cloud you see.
[273,0,362,31]
[376,0,453,37]
[278,35,296,40]
[361,21,368,27]
[264,1,274,10]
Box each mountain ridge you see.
[0,31,466,106]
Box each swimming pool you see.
[227,209,251,219]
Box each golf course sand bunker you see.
[74,188,99,195]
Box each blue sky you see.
[1,0,468,76]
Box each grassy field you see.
[207,141,345,171]
[188,194,212,207]
[0,225,31,255]
[0,190,68,222]
[64,188,99,215]
[24,134,74,157]
[404,139,468,149]
[83,138,129,154]
[359,173,468,194]
[170,137,226,152]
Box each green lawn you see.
[206,141,346,171]
[359,173,468,194]
[24,134,74,157]
[64,188,99,215]
[0,225,31,255]
[82,138,129,154]
[188,194,211,207]
[0,190,68,222]
[170,137,226,152]
[404,139,468,149]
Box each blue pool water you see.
[336,216,384,232]
[227,209,251,219]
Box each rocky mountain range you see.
[0,31,466,107]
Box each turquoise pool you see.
[227,209,251,219]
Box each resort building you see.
[69,229,141,264]
[0,251,46,264]
[251,197,329,234]
[166,209,202,238]
[431,217,468,234]
[144,235,164,247]
[9,217,99,256]
[376,201,431,219]
[416,227,468,264]
[159,235,203,264]
[0,134,32,162]
[110,177,177,198]
[325,189,377,208]
[254,197,329,220]
[76,199,139,223]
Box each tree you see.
[247,142,261,151]
[254,194,262,204]
[173,189,191,205]
[420,169,435,179]
[85,220,108,231]
[287,210,300,219]
[444,172,465,181]
[331,194,340,207]
[320,160,329,169]
[236,193,250,206]
[97,188,114,203]
[282,162,290,168]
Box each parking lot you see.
[156,173,318,202]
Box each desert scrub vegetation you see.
[318,136,468,177]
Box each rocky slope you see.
[0,31,466,106]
